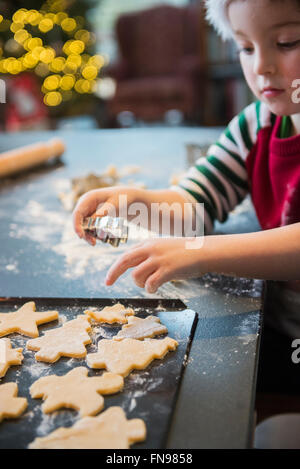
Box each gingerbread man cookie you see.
[0,301,58,338]
[84,303,135,324]
[29,406,146,449]
[86,337,178,377]
[30,367,124,417]
[0,382,28,423]
[26,316,91,363]
[114,316,168,341]
[0,338,23,378]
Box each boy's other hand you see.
[105,238,204,293]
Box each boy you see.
[73,0,300,392]
[74,0,300,289]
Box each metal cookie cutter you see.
[82,216,128,247]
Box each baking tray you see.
[0,297,198,449]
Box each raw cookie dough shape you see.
[26,316,92,363]
[0,338,23,378]
[0,382,28,423]
[28,406,146,449]
[86,337,178,377]
[84,303,135,324]
[114,315,168,341]
[30,367,124,417]
[0,301,59,338]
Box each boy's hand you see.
[72,187,146,246]
[105,238,204,293]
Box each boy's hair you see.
[205,0,300,41]
[205,0,233,41]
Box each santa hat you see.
[205,0,234,41]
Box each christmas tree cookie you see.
[27,315,91,363]
[30,367,124,417]
[114,315,168,341]
[84,303,135,324]
[29,407,146,449]
[86,337,178,377]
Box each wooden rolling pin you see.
[0,138,65,178]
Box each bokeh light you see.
[22,52,38,68]
[27,10,42,26]
[27,38,43,50]
[10,22,24,33]
[43,74,60,90]
[60,74,75,90]
[14,29,30,44]
[39,47,56,64]
[50,56,65,72]
[82,64,97,80]
[35,62,50,77]
[0,6,100,106]
[61,17,76,32]
[39,18,54,33]
[44,91,62,106]
[12,10,27,23]
[69,40,85,55]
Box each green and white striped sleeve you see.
[171,101,272,234]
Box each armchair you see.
[104,4,207,125]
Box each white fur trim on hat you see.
[205,0,234,41]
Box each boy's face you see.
[228,0,300,116]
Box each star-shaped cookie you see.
[0,338,23,378]
[84,303,135,324]
[0,382,28,423]
[86,337,178,377]
[114,315,168,341]
[26,316,92,363]
[0,301,59,338]
[30,367,124,417]
[28,406,146,449]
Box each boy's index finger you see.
[105,248,148,286]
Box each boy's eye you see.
[239,47,254,54]
[277,40,300,48]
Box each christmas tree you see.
[0,0,104,114]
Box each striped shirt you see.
[172,101,300,234]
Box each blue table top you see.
[0,127,263,448]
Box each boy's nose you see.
[253,50,276,75]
